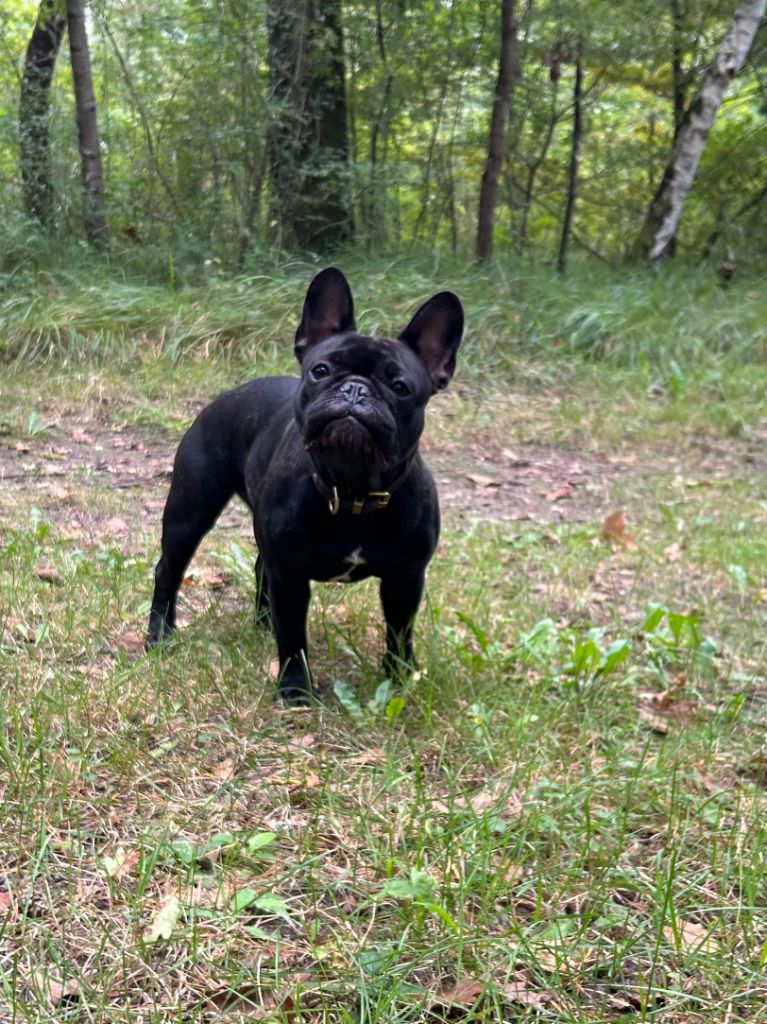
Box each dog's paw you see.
[278,685,316,708]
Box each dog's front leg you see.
[380,570,424,680]
[267,572,313,705]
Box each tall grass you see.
[2,256,766,373]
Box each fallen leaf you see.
[345,748,387,766]
[501,863,526,884]
[102,847,140,881]
[143,893,182,944]
[664,919,718,954]
[638,707,670,735]
[30,972,82,1010]
[432,977,484,1008]
[650,675,686,708]
[601,508,632,546]
[35,566,63,584]
[116,630,145,652]
[184,569,227,588]
[607,992,641,1011]
[467,473,501,488]
[290,733,316,749]
[208,983,265,1012]
[0,889,16,923]
[503,979,550,1009]
[212,758,237,780]
[664,541,683,562]
[546,483,573,502]
[101,516,129,536]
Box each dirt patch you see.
[0,402,762,545]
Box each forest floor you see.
[1,277,767,1021]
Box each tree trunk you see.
[19,0,67,228]
[476,0,515,262]
[516,79,562,255]
[267,0,351,252]
[632,0,766,263]
[365,0,393,246]
[66,0,109,253]
[557,45,583,275]
[670,0,686,142]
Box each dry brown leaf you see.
[103,847,140,881]
[501,863,526,884]
[116,630,145,652]
[184,569,227,588]
[35,565,63,584]
[345,748,387,766]
[432,977,484,1008]
[30,972,82,1009]
[503,979,550,1008]
[211,758,237,780]
[638,706,670,735]
[0,889,17,924]
[601,508,635,548]
[663,541,683,562]
[101,516,129,536]
[650,675,686,709]
[664,919,718,954]
[467,473,501,488]
[546,483,573,502]
[457,779,523,818]
[208,983,266,1013]
[290,733,316,749]
[607,993,641,1011]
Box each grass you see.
[1,258,767,1021]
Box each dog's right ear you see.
[294,268,356,364]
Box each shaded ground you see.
[2,395,764,545]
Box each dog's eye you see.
[391,379,410,396]
[311,363,330,380]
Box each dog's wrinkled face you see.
[296,333,431,472]
[292,268,463,475]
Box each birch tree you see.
[633,0,766,262]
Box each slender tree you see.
[632,0,766,262]
[19,0,67,228]
[557,41,583,274]
[67,0,108,252]
[476,0,515,261]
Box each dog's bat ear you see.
[399,291,463,393]
[295,268,356,363]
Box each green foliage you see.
[2,0,766,266]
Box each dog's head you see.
[293,268,463,474]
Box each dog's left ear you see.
[399,292,464,393]
[295,268,356,363]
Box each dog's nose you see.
[339,379,369,404]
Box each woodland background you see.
[3,0,767,278]
[2,5,767,1020]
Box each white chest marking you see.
[330,547,367,583]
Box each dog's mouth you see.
[305,413,388,468]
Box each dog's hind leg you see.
[146,452,235,649]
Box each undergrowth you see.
[0,260,766,1020]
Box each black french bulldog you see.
[146,268,463,704]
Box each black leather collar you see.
[303,450,410,516]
